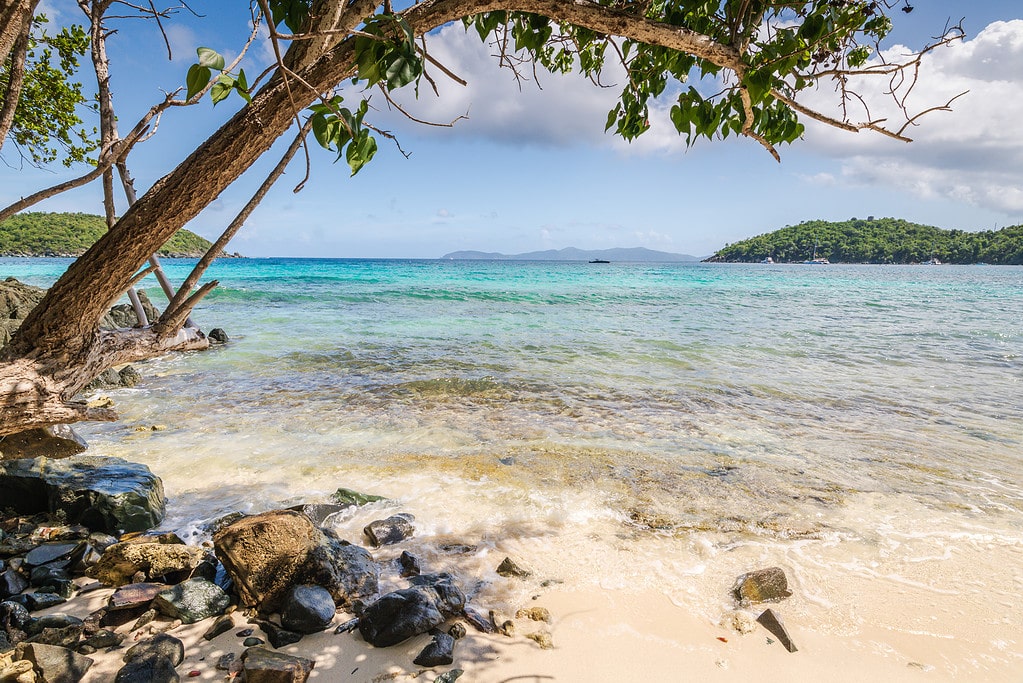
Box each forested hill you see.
[706,218,1023,265]
[0,212,225,258]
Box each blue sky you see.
[3,1,1023,258]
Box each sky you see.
[2,1,1023,258]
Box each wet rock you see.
[114,653,179,683]
[719,610,758,635]
[281,585,335,634]
[398,551,421,578]
[14,642,93,682]
[363,514,414,547]
[0,570,28,599]
[208,328,229,344]
[414,632,455,667]
[124,633,184,666]
[242,647,314,683]
[88,542,210,587]
[0,456,165,535]
[358,587,446,647]
[1,601,32,641]
[153,578,230,624]
[732,567,792,605]
[118,366,142,388]
[202,614,234,641]
[525,630,554,649]
[757,608,797,652]
[214,510,378,612]
[0,426,88,462]
[285,504,344,527]
[496,557,531,579]
[329,488,385,507]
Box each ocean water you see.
[4,257,1022,675]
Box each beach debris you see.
[515,607,551,624]
[461,606,495,634]
[398,551,421,577]
[202,614,234,641]
[281,585,335,634]
[123,633,184,666]
[14,642,93,682]
[330,488,386,508]
[153,578,230,624]
[495,557,531,579]
[732,567,792,605]
[525,630,554,650]
[241,647,314,683]
[413,632,455,667]
[756,609,798,653]
[434,669,464,683]
[363,514,416,547]
[719,610,758,635]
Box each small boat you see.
[760,257,774,264]
[926,257,942,265]
[802,238,829,264]
[588,259,610,264]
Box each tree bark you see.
[0,0,36,149]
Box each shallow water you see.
[5,257,1022,677]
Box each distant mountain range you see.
[441,247,700,262]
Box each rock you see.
[216,653,235,670]
[213,510,378,612]
[516,607,551,623]
[719,610,758,635]
[114,654,179,683]
[447,623,466,640]
[0,571,28,600]
[202,614,234,641]
[357,587,449,647]
[525,630,554,649]
[88,542,210,586]
[333,618,359,634]
[490,611,514,637]
[757,608,798,652]
[19,594,65,612]
[0,456,165,535]
[329,488,385,507]
[496,557,531,579]
[25,615,83,649]
[207,328,229,344]
[14,642,93,682]
[363,514,414,547]
[241,647,314,683]
[434,669,464,683]
[413,632,455,667]
[78,629,122,649]
[1,601,32,641]
[28,567,69,589]
[100,290,159,331]
[118,367,142,388]
[0,427,88,461]
[128,609,157,632]
[153,578,230,624]
[732,567,792,605]
[0,658,34,682]
[243,637,264,647]
[108,582,168,610]
[257,621,303,649]
[461,606,495,634]
[124,633,184,666]
[406,574,465,616]
[280,585,335,634]
[285,504,344,527]
[398,551,421,577]
[24,543,82,568]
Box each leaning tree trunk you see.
[0,0,741,436]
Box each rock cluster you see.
[720,565,798,653]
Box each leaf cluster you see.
[186,47,250,104]
[710,218,1023,265]
[309,96,377,176]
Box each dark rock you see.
[88,532,120,553]
[124,633,185,666]
[0,629,11,653]
[25,613,83,641]
[329,488,385,507]
[0,456,165,534]
[29,565,70,588]
[757,608,798,652]
[213,510,378,612]
[286,503,345,527]
[0,568,28,598]
[26,542,82,568]
[414,632,455,667]
[115,653,180,683]
[100,290,159,331]
[202,614,234,640]
[363,514,415,547]
[216,652,236,670]
[243,636,264,646]
[496,557,531,579]
[733,567,792,605]
[333,617,359,634]
[79,628,123,649]
[153,578,230,624]
[434,669,464,683]
[357,587,446,647]
[14,641,94,682]
[1,599,32,637]
[208,328,229,344]
[448,622,466,640]
[462,606,495,634]
[108,582,169,610]
[36,578,74,598]
[407,574,465,616]
[280,585,335,634]
[118,366,142,387]
[89,542,210,586]
[0,425,88,461]
[258,620,303,649]
[398,551,421,577]
[26,623,83,649]
[21,592,67,611]
[236,629,254,638]
[242,647,314,683]
[100,368,122,385]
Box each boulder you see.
[242,647,314,683]
[406,574,465,616]
[88,543,210,587]
[0,427,88,462]
[358,587,449,647]
[152,578,230,624]
[732,567,792,605]
[0,280,45,348]
[363,514,415,547]
[214,510,378,612]
[13,642,93,682]
[280,585,335,634]
[123,633,184,666]
[398,551,421,578]
[100,290,160,331]
[413,632,455,667]
[0,457,165,535]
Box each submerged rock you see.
[0,456,165,535]
[732,567,792,605]
[0,426,88,461]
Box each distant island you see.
[442,247,700,262]
[706,218,1023,265]
[0,211,234,258]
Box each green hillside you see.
[708,218,1023,265]
[0,212,218,257]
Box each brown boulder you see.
[87,542,211,587]
[732,566,793,605]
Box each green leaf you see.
[196,47,225,71]
[186,64,211,100]
[210,74,235,104]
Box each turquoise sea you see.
[4,257,1022,676]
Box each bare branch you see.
[155,280,217,335]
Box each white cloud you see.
[799,20,1023,214]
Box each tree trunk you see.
[0,0,36,149]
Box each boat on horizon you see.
[589,259,610,264]
[803,239,829,264]
[761,256,775,264]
